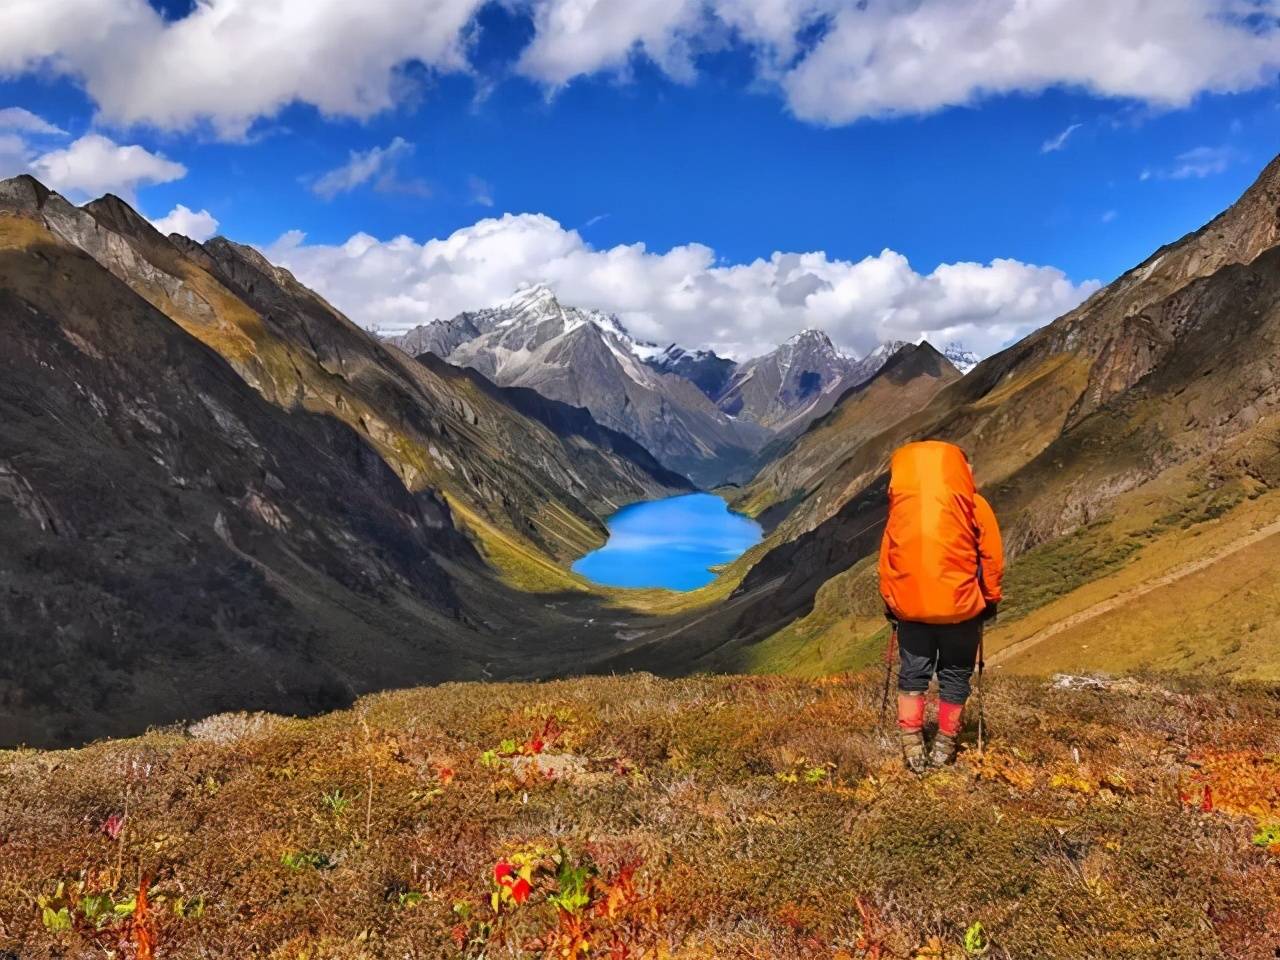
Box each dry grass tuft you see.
[186,712,289,746]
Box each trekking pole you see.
[878,621,898,740]
[975,625,986,756]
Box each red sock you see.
[938,700,965,737]
[897,693,925,732]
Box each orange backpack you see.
[878,440,1003,625]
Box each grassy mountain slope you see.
[2,672,1277,958]
[725,448,1280,682]
[7,176,688,565]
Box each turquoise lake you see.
[572,493,763,591]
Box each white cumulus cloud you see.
[264,212,1099,360]
[1,1,1277,136]
[28,133,186,200]
[0,0,487,138]
[150,203,220,242]
[517,0,708,87]
[516,0,1280,123]
[777,0,1280,124]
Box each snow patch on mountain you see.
[942,342,980,374]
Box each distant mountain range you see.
[388,292,958,484]
[389,286,763,486]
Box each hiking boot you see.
[900,728,928,775]
[930,731,959,767]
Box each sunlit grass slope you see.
[738,472,1280,681]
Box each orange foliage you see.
[854,896,885,960]
[960,747,1035,790]
[1182,750,1280,821]
[130,876,154,960]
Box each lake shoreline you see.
[572,493,763,591]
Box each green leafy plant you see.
[281,850,333,871]
[1253,822,1280,848]
[547,850,595,914]
[321,788,351,816]
[40,904,72,933]
[36,878,159,937]
[964,920,990,956]
[36,882,74,933]
[172,894,205,919]
[804,764,830,784]
[79,892,117,928]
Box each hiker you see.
[878,440,1003,773]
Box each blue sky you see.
[1,1,1278,358]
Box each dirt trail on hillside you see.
[989,516,1280,668]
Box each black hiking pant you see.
[896,616,983,705]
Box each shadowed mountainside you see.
[0,176,691,747]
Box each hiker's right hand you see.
[884,605,898,625]
[981,602,998,622]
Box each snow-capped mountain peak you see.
[490,283,654,350]
[501,282,557,310]
[861,339,911,362]
[942,342,980,374]
[384,286,962,482]
[782,328,843,355]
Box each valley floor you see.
[2,672,1277,958]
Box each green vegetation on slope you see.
[996,526,1280,680]
[737,555,888,676]
[730,469,1280,681]
[998,522,1144,623]
[3,673,1277,958]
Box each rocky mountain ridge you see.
[713,331,912,438]
[644,344,737,399]
[389,286,766,486]
[389,295,950,483]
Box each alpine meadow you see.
[1,2,1279,957]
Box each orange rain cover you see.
[878,440,1003,625]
